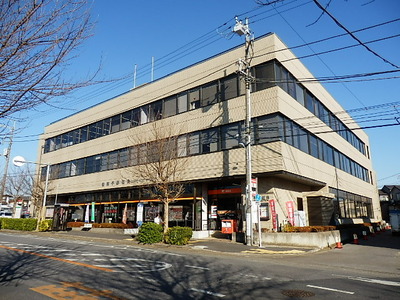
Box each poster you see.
[269,199,278,231]
[286,201,295,226]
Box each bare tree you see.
[5,165,33,216]
[128,122,188,233]
[0,0,98,119]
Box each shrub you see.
[137,222,163,244]
[164,226,193,245]
[1,218,37,231]
[38,219,53,232]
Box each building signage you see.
[269,199,278,231]
[208,188,242,195]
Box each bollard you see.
[336,241,343,249]
[353,233,359,244]
[362,230,368,240]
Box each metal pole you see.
[244,34,253,245]
[0,122,15,202]
[41,164,50,223]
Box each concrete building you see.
[39,33,381,236]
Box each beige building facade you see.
[39,33,381,234]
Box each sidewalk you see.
[28,229,320,256]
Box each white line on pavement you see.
[185,265,210,270]
[307,285,355,294]
[346,276,400,287]
[190,288,225,298]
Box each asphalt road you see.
[0,230,399,299]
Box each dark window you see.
[121,111,132,130]
[130,146,138,166]
[284,119,293,146]
[149,100,163,121]
[201,82,219,106]
[305,92,315,114]
[257,115,283,144]
[119,148,129,167]
[221,123,240,150]
[132,108,140,127]
[177,135,187,157]
[164,96,177,118]
[177,93,188,113]
[287,73,296,99]
[309,135,318,158]
[188,132,200,155]
[221,75,238,101]
[201,128,219,153]
[100,153,109,171]
[298,127,309,153]
[323,143,334,165]
[254,62,275,91]
[75,158,85,176]
[81,126,88,142]
[108,150,119,169]
[295,83,305,105]
[103,119,110,136]
[189,89,200,109]
[111,115,121,133]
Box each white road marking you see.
[346,276,400,287]
[185,265,210,270]
[190,288,225,298]
[307,285,354,295]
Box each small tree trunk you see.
[163,200,169,234]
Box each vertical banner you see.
[269,199,278,231]
[122,203,128,224]
[137,202,144,226]
[91,202,95,222]
[286,201,295,226]
[84,203,90,223]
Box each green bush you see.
[1,218,37,231]
[164,226,193,245]
[39,219,53,232]
[137,222,163,244]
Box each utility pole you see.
[233,17,254,245]
[0,122,15,203]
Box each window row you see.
[330,187,373,219]
[273,61,366,155]
[45,60,365,157]
[44,113,370,184]
[44,73,245,153]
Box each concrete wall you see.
[260,231,340,249]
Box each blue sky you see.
[4,0,400,187]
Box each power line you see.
[313,0,399,69]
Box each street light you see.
[13,156,50,227]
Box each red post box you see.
[221,219,237,234]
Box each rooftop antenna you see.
[151,56,154,82]
[133,64,137,88]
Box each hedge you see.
[67,222,131,228]
[164,226,193,245]
[0,218,37,231]
[137,222,163,244]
